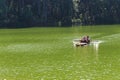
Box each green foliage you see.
[0,0,73,28]
[73,0,120,25]
[0,0,120,27]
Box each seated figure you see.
[80,36,90,44]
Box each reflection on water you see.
[73,40,103,61]
[92,40,103,52]
[92,40,103,60]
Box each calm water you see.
[47,39,120,80]
[0,26,120,80]
[34,34,120,80]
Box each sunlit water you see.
[91,40,103,52]
[72,39,120,80]
[0,27,120,80]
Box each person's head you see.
[87,36,89,38]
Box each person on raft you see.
[80,36,90,44]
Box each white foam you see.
[91,40,103,51]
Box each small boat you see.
[73,39,89,47]
[73,39,103,47]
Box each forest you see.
[0,0,120,28]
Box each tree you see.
[73,0,120,25]
[0,0,120,28]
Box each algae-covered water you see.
[0,25,120,80]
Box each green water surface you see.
[0,25,120,80]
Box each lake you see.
[0,25,120,80]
